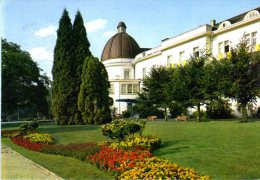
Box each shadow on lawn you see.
[154,140,189,156]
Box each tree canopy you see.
[2,39,49,121]
[78,56,111,124]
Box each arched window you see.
[218,21,231,30]
[244,10,259,20]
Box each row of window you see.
[109,83,139,95]
[218,31,258,57]
[166,46,200,67]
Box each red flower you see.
[11,136,45,151]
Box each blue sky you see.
[2,0,259,79]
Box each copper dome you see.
[101,22,141,61]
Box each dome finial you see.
[117,21,126,33]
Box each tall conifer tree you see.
[52,9,73,125]
[69,10,91,124]
[78,56,111,124]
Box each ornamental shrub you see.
[102,119,146,141]
[119,157,210,180]
[19,120,39,134]
[41,142,100,161]
[109,134,161,150]
[24,133,55,144]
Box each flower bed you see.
[41,142,100,161]
[11,136,45,151]
[109,133,161,150]
[24,133,55,144]
[1,130,22,138]
[88,145,152,176]
[120,157,210,180]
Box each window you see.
[121,84,126,94]
[142,68,146,79]
[109,83,114,94]
[167,55,172,67]
[218,42,223,54]
[224,40,230,53]
[244,34,250,43]
[121,84,139,94]
[179,51,185,64]
[251,32,257,50]
[244,10,259,20]
[124,70,130,80]
[193,47,199,57]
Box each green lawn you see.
[2,119,260,179]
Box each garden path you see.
[1,145,62,180]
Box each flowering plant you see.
[88,145,152,176]
[120,157,210,180]
[109,133,161,150]
[1,130,22,138]
[24,133,55,144]
[101,119,146,141]
[11,136,45,151]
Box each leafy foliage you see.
[220,38,260,120]
[141,66,172,120]
[1,39,49,120]
[78,56,111,124]
[101,119,146,141]
[52,9,74,125]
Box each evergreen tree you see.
[69,10,91,125]
[78,56,111,124]
[52,9,74,125]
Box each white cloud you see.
[29,47,53,62]
[85,18,107,33]
[103,31,116,38]
[35,25,57,38]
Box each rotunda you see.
[101,22,141,115]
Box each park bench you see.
[147,116,157,121]
[176,115,189,122]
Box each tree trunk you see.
[241,103,248,122]
[197,103,201,122]
[164,107,168,121]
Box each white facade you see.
[103,8,260,115]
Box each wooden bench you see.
[147,116,157,121]
[176,115,189,122]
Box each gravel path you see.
[1,145,62,180]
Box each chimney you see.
[210,20,216,28]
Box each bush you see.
[206,99,233,119]
[102,119,146,141]
[109,134,161,150]
[253,106,260,118]
[41,142,100,161]
[193,110,207,120]
[119,157,210,180]
[122,110,131,118]
[132,105,164,118]
[19,120,39,134]
[24,133,55,144]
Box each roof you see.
[215,7,260,28]
[101,22,141,61]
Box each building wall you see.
[212,20,260,58]
[103,9,260,116]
